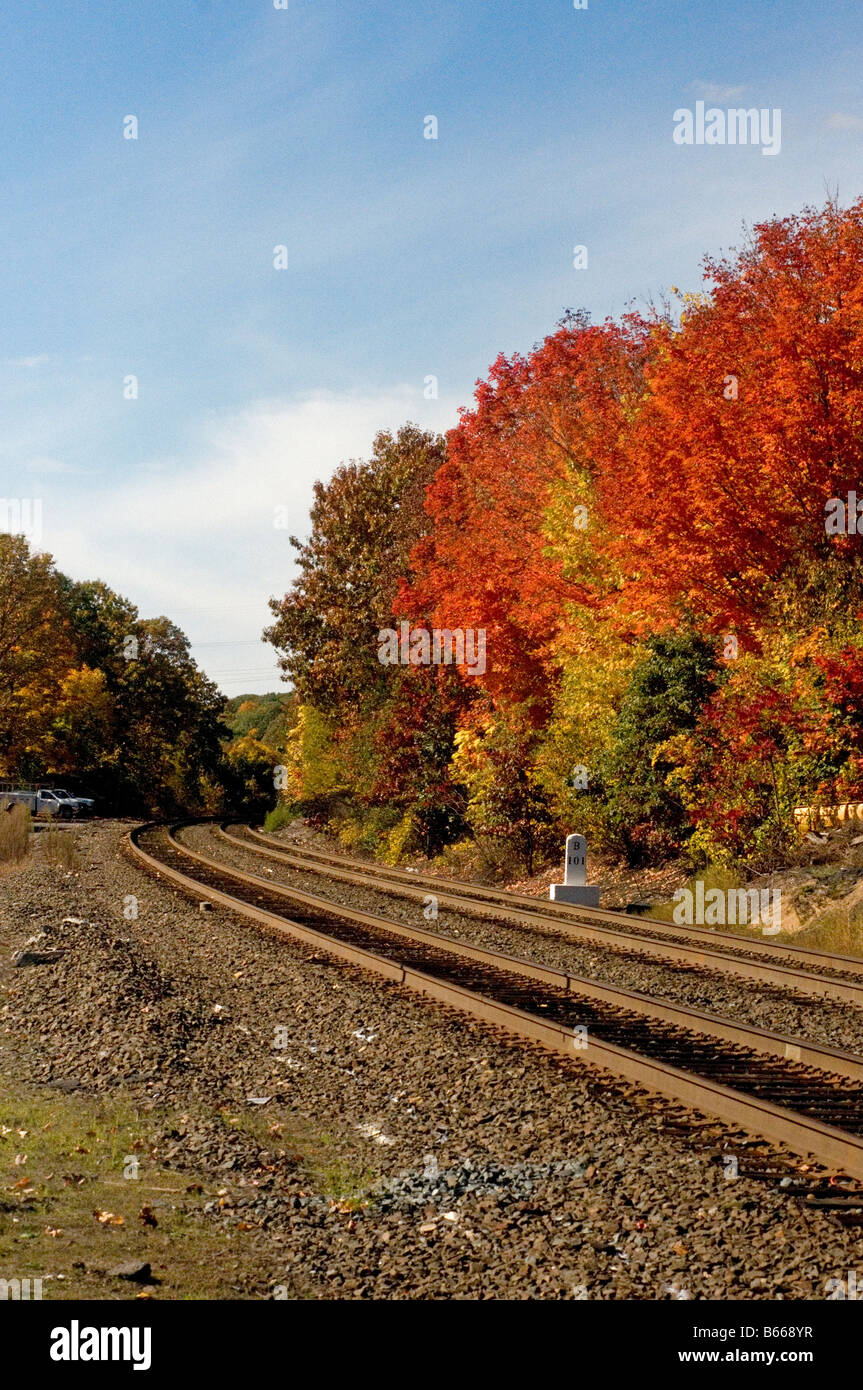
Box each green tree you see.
[597,632,720,863]
[60,576,228,812]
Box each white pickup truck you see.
[2,788,81,819]
[52,788,95,816]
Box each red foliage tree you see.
[402,313,650,710]
[600,199,863,639]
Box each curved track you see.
[221,823,863,1005]
[128,820,863,1185]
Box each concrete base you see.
[550,883,600,907]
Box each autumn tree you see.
[450,703,558,876]
[111,615,227,812]
[264,423,469,852]
[0,536,77,778]
[0,547,229,813]
[264,196,863,869]
[265,424,447,711]
[600,199,863,639]
[403,312,651,711]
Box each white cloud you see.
[826,112,863,130]
[39,387,457,694]
[3,355,52,369]
[22,455,85,477]
[690,83,746,103]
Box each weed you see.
[39,828,81,870]
[0,802,31,865]
[263,803,295,833]
[793,900,863,958]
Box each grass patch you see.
[302,1126,378,1208]
[38,828,81,871]
[788,901,863,958]
[313,1153,376,1208]
[641,865,793,940]
[0,1078,283,1300]
[214,1108,376,1208]
[643,861,863,956]
[0,804,31,865]
[641,866,744,925]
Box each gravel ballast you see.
[2,820,862,1300]
[190,824,863,1058]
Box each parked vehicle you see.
[51,788,95,816]
[0,788,80,819]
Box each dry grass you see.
[792,900,863,958]
[39,826,81,870]
[0,802,32,864]
[644,866,743,925]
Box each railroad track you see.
[220,823,863,1007]
[129,821,863,1189]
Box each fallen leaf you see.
[93,1210,124,1226]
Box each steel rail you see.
[220,824,863,1008]
[186,828,863,1081]
[232,824,863,972]
[128,822,863,1181]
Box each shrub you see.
[39,827,81,870]
[263,802,295,833]
[596,631,720,865]
[0,802,31,864]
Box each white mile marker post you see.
[550,833,600,906]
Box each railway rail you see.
[129,820,863,1186]
[219,823,863,1007]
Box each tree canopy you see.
[266,196,863,870]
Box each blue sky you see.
[2,0,862,693]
